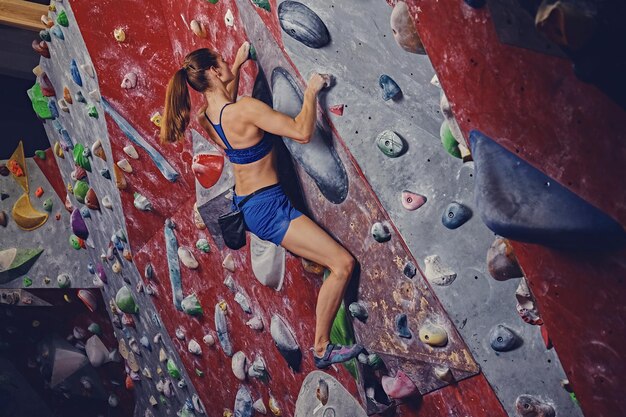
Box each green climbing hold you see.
[196,239,210,253]
[115,286,139,314]
[73,144,92,172]
[251,0,270,11]
[0,248,44,284]
[73,180,89,203]
[88,106,98,118]
[88,322,101,334]
[23,277,32,287]
[181,293,203,316]
[440,120,462,159]
[43,197,53,212]
[69,234,83,250]
[27,83,52,120]
[167,358,181,379]
[195,368,204,377]
[376,130,406,158]
[35,150,46,160]
[249,44,258,60]
[367,353,383,368]
[57,11,69,27]
[205,0,219,3]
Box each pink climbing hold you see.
[192,152,224,189]
[401,190,426,211]
[77,289,98,312]
[329,104,344,116]
[381,370,420,399]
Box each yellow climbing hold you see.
[9,141,28,192]
[54,141,64,158]
[150,112,162,127]
[12,193,48,231]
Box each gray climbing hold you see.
[232,351,248,381]
[395,313,411,338]
[144,263,153,280]
[295,371,368,416]
[234,385,253,417]
[51,25,64,40]
[489,324,520,352]
[234,292,252,314]
[348,302,368,322]
[250,234,286,291]
[164,219,183,310]
[442,201,472,229]
[390,1,426,54]
[223,275,237,293]
[270,314,301,370]
[215,303,233,357]
[252,399,267,414]
[403,261,417,278]
[278,1,330,48]
[371,222,391,242]
[379,74,402,101]
[246,316,264,331]
[247,355,267,380]
[376,130,406,157]
[514,395,556,417]
[423,255,456,286]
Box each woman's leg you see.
[280,214,356,357]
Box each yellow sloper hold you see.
[12,193,49,231]
[9,141,29,193]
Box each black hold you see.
[278,1,330,49]
[395,313,412,339]
[403,262,417,278]
[441,201,473,229]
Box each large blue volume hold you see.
[470,130,626,249]
[164,219,183,310]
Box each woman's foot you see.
[314,343,365,369]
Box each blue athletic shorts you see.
[233,184,303,245]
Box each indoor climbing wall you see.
[20,0,624,416]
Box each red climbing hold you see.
[329,104,344,116]
[541,326,552,350]
[192,152,224,189]
[32,40,50,58]
[35,187,44,198]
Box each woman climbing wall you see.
[161,43,364,369]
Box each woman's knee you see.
[330,252,355,280]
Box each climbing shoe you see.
[314,343,364,369]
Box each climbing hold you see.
[188,339,202,355]
[121,73,137,89]
[329,104,344,116]
[80,64,95,78]
[70,208,89,239]
[418,323,448,347]
[401,190,426,211]
[73,180,89,203]
[192,152,224,188]
[251,0,270,12]
[87,106,98,118]
[48,100,58,118]
[302,258,325,275]
[77,289,98,312]
[379,75,402,101]
[42,197,53,212]
[515,395,556,417]
[165,219,184,310]
[248,43,257,60]
[0,248,43,285]
[222,253,235,272]
[57,273,71,288]
[390,1,426,54]
[402,262,417,279]
[116,158,132,173]
[0,211,6,227]
[252,399,267,414]
[423,255,456,286]
[203,333,215,346]
[223,8,234,26]
[516,278,543,325]
[39,29,51,42]
[69,234,85,250]
[471,130,626,248]
[196,238,210,253]
[34,187,44,198]
[23,277,32,287]
[85,189,100,211]
[215,302,233,356]
[111,259,122,273]
[32,40,50,58]
[12,194,49,231]
[270,314,301,370]
[376,130,406,157]
[489,324,520,352]
[434,366,454,382]
[348,302,368,322]
[101,195,113,210]
[54,142,64,158]
[73,144,91,172]
[70,59,82,86]
[112,165,127,190]
[80,206,90,219]
[486,237,523,281]
[150,112,161,127]
[57,10,68,26]
[442,201,472,229]
[224,275,237,292]
[71,165,87,181]
[232,351,248,381]
[91,140,106,160]
[181,293,203,316]
[123,144,139,159]
[167,358,181,379]
[88,323,101,334]
[440,120,462,159]
[395,313,412,338]
[134,193,152,211]
[144,263,153,280]
[278,1,330,48]
[178,247,199,269]
[62,86,73,104]
[113,27,126,42]
[271,67,349,203]
[246,316,264,331]
[115,286,138,313]
[316,378,329,405]
[250,234,286,291]
[371,222,391,242]
[234,292,252,314]
[367,353,383,368]
[381,371,420,399]
[535,1,595,51]
[75,91,86,103]
[190,20,207,38]
[57,99,69,113]
[192,203,206,230]
[268,395,282,416]
[51,25,64,40]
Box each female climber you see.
[160,43,363,369]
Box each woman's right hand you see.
[307,73,331,95]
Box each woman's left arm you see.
[226,42,250,101]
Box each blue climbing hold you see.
[234,385,253,417]
[442,202,472,229]
[51,25,64,40]
[379,74,402,101]
[470,130,626,249]
[80,206,91,219]
[164,218,183,310]
[395,313,411,339]
[215,303,233,357]
[48,100,59,119]
[60,129,74,149]
[70,59,82,87]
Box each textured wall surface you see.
[6,0,624,416]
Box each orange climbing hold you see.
[35,187,44,198]
[63,87,73,104]
[7,160,23,177]
[8,141,28,192]
[192,152,224,189]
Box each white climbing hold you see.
[250,234,285,291]
[113,27,126,42]
[423,255,457,286]
[222,253,235,272]
[190,19,207,38]
[175,326,185,340]
[116,158,132,173]
[223,275,237,292]
[153,333,162,344]
[234,291,252,314]
[158,348,167,362]
[121,72,138,89]
[224,9,234,27]
[112,259,122,273]
[134,193,152,211]
[253,399,267,414]
[178,246,199,269]
[88,89,100,102]
[123,144,139,159]
[188,339,202,355]
[231,351,248,381]
[203,333,215,346]
[102,195,113,210]
[80,64,95,78]
[246,316,264,331]
[58,99,69,112]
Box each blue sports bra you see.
[205,103,273,164]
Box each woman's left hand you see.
[234,41,250,68]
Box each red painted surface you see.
[407,0,626,416]
[33,148,66,201]
[69,0,511,416]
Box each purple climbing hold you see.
[379,74,402,101]
[395,313,411,338]
[70,208,89,240]
[96,262,107,284]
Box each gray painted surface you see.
[0,158,93,289]
[277,1,582,416]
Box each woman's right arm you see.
[242,73,328,143]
